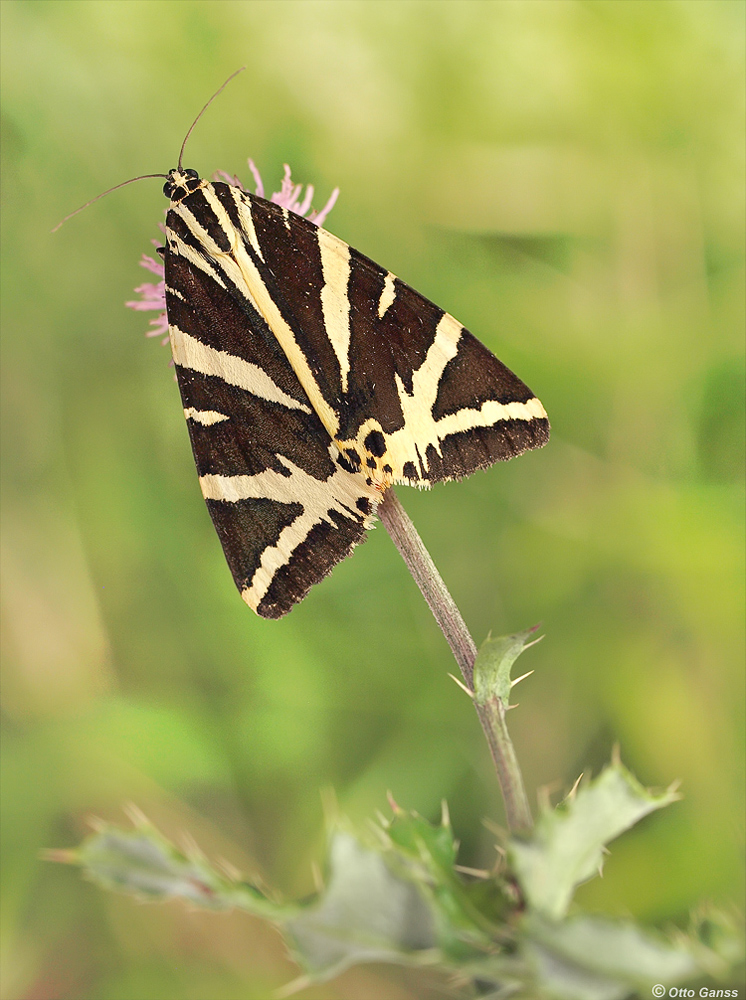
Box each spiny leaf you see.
[521,911,699,1000]
[382,803,514,960]
[50,819,295,919]
[48,775,742,992]
[474,626,541,706]
[285,832,438,978]
[508,759,680,920]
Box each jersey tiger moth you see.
[152,162,549,618]
[53,74,549,619]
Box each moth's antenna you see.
[52,67,246,233]
[177,66,246,172]
[51,174,169,232]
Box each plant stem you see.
[378,490,477,687]
[378,489,533,832]
[480,696,534,833]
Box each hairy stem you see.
[378,489,532,832]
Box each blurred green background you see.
[2,1,744,998]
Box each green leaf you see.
[688,906,746,974]
[468,909,743,1000]
[285,832,437,978]
[52,817,295,919]
[521,912,699,1000]
[508,759,679,919]
[54,811,501,980]
[50,793,744,993]
[473,626,540,706]
[383,802,513,959]
[385,800,458,873]
[286,807,515,978]
[76,826,231,908]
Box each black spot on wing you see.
[364,429,386,457]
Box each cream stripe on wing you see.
[385,312,462,470]
[335,311,547,480]
[168,230,228,289]
[432,395,547,437]
[378,272,397,318]
[169,324,312,413]
[179,199,231,257]
[317,228,352,393]
[198,458,379,608]
[176,194,341,438]
[200,186,244,252]
[184,407,230,426]
[229,185,264,260]
[334,313,460,476]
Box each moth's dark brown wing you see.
[237,187,549,486]
[163,233,379,618]
[162,177,547,617]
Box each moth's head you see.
[163,168,204,203]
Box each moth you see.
[158,163,549,617]
[51,73,545,618]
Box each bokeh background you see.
[2,1,744,998]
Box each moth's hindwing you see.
[162,176,549,617]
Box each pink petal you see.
[213,170,245,190]
[310,187,340,227]
[139,254,164,278]
[145,313,169,338]
[247,159,264,198]
[296,184,314,217]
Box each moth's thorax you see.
[163,168,205,203]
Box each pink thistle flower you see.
[125,252,168,341]
[127,161,339,341]
[125,234,169,342]
[213,159,339,225]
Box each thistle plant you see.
[52,162,744,999]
